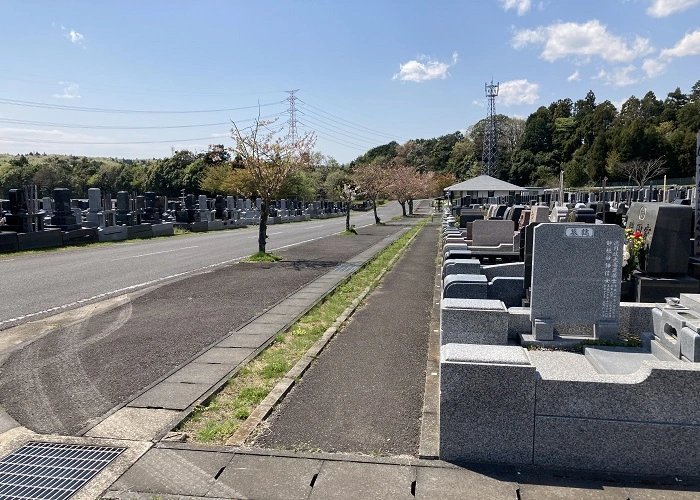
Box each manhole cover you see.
[0,442,125,499]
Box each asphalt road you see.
[0,203,402,329]
[0,223,408,435]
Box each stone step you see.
[583,345,656,375]
[650,338,679,362]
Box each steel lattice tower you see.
[285,89,299,143]
[482,80,499,177]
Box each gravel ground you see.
[254,223,438,456]
[0,224,402,435]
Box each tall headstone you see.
[116,191,132,226]
[529,223,623,340]
[85,187,105,228]
[50,188,80,230]
[626,202,692,276]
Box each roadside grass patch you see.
[247,252,282,262]
[178,219,427,444]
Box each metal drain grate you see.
[334,263,359,273]
[0,441,125,500]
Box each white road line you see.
[0,259,16,263]
[306,225,325,229]
[0,213,398,328]
[269,234,336,251]
[110,246,200,261]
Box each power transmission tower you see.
[285,89,299,143]
[482,80,499,177]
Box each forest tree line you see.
[1,80,698,199]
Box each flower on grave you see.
[622,229,645,280]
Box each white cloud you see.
[567,70,580,82]
[512,20,654,63]
[472,100,485,107]
[647,0,700,17]
[0,127,107,144]
[642,57,667,77]
[393,52,458,82]
[66,30,84,44]
[498,79,539,105]
[660,29,700,58]
[610,99,626,111]
[593,65,637,86]
[501,0,532,15]
[53,82,81,99]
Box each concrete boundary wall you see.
[440,344,700,476]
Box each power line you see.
[0,98,285,114]
[297,122,371,149]
[297,124,366,152]
[297,99,409,142]
[297,110,391,144]
[0,135,230,145]
[0,112,286,130]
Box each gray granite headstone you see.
[530,206,550,222]
[471,220,514,247]
[530,223,623,340]
[443,274,488,299]
[625,202,692,276]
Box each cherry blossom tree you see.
[353,157,393,224]
[228,117,315,254]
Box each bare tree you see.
[615,157,668,189]
[228,117,315,254]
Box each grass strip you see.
[178,219,428,444]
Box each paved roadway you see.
[0,203,403,329]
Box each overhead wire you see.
[296,111,388,144]
[0,98,285,114]
[0,111,287,130]
[296,120,373,148]
[297,99,409,142]
[0,135,229,145]
[297,122,370,150]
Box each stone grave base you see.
[98,226,128,242]
[634,273,700,303]
[17,229,63,251]
[63,228,99,245]
[206,220,225,231]
[188,221,209,232]
[151,222,174,237]
[0,231,19,252]
[440,343,700,476]
[126,224,153,239]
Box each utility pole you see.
[285,89,299,143]
[483,80,499,177]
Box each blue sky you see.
[0,0,699,163]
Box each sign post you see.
[695,132,700,257]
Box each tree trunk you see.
[408,199,414,215]
[258,199,269,254]
[399,201,407,217]
[345,202,352,231]
[372,198,381,224]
